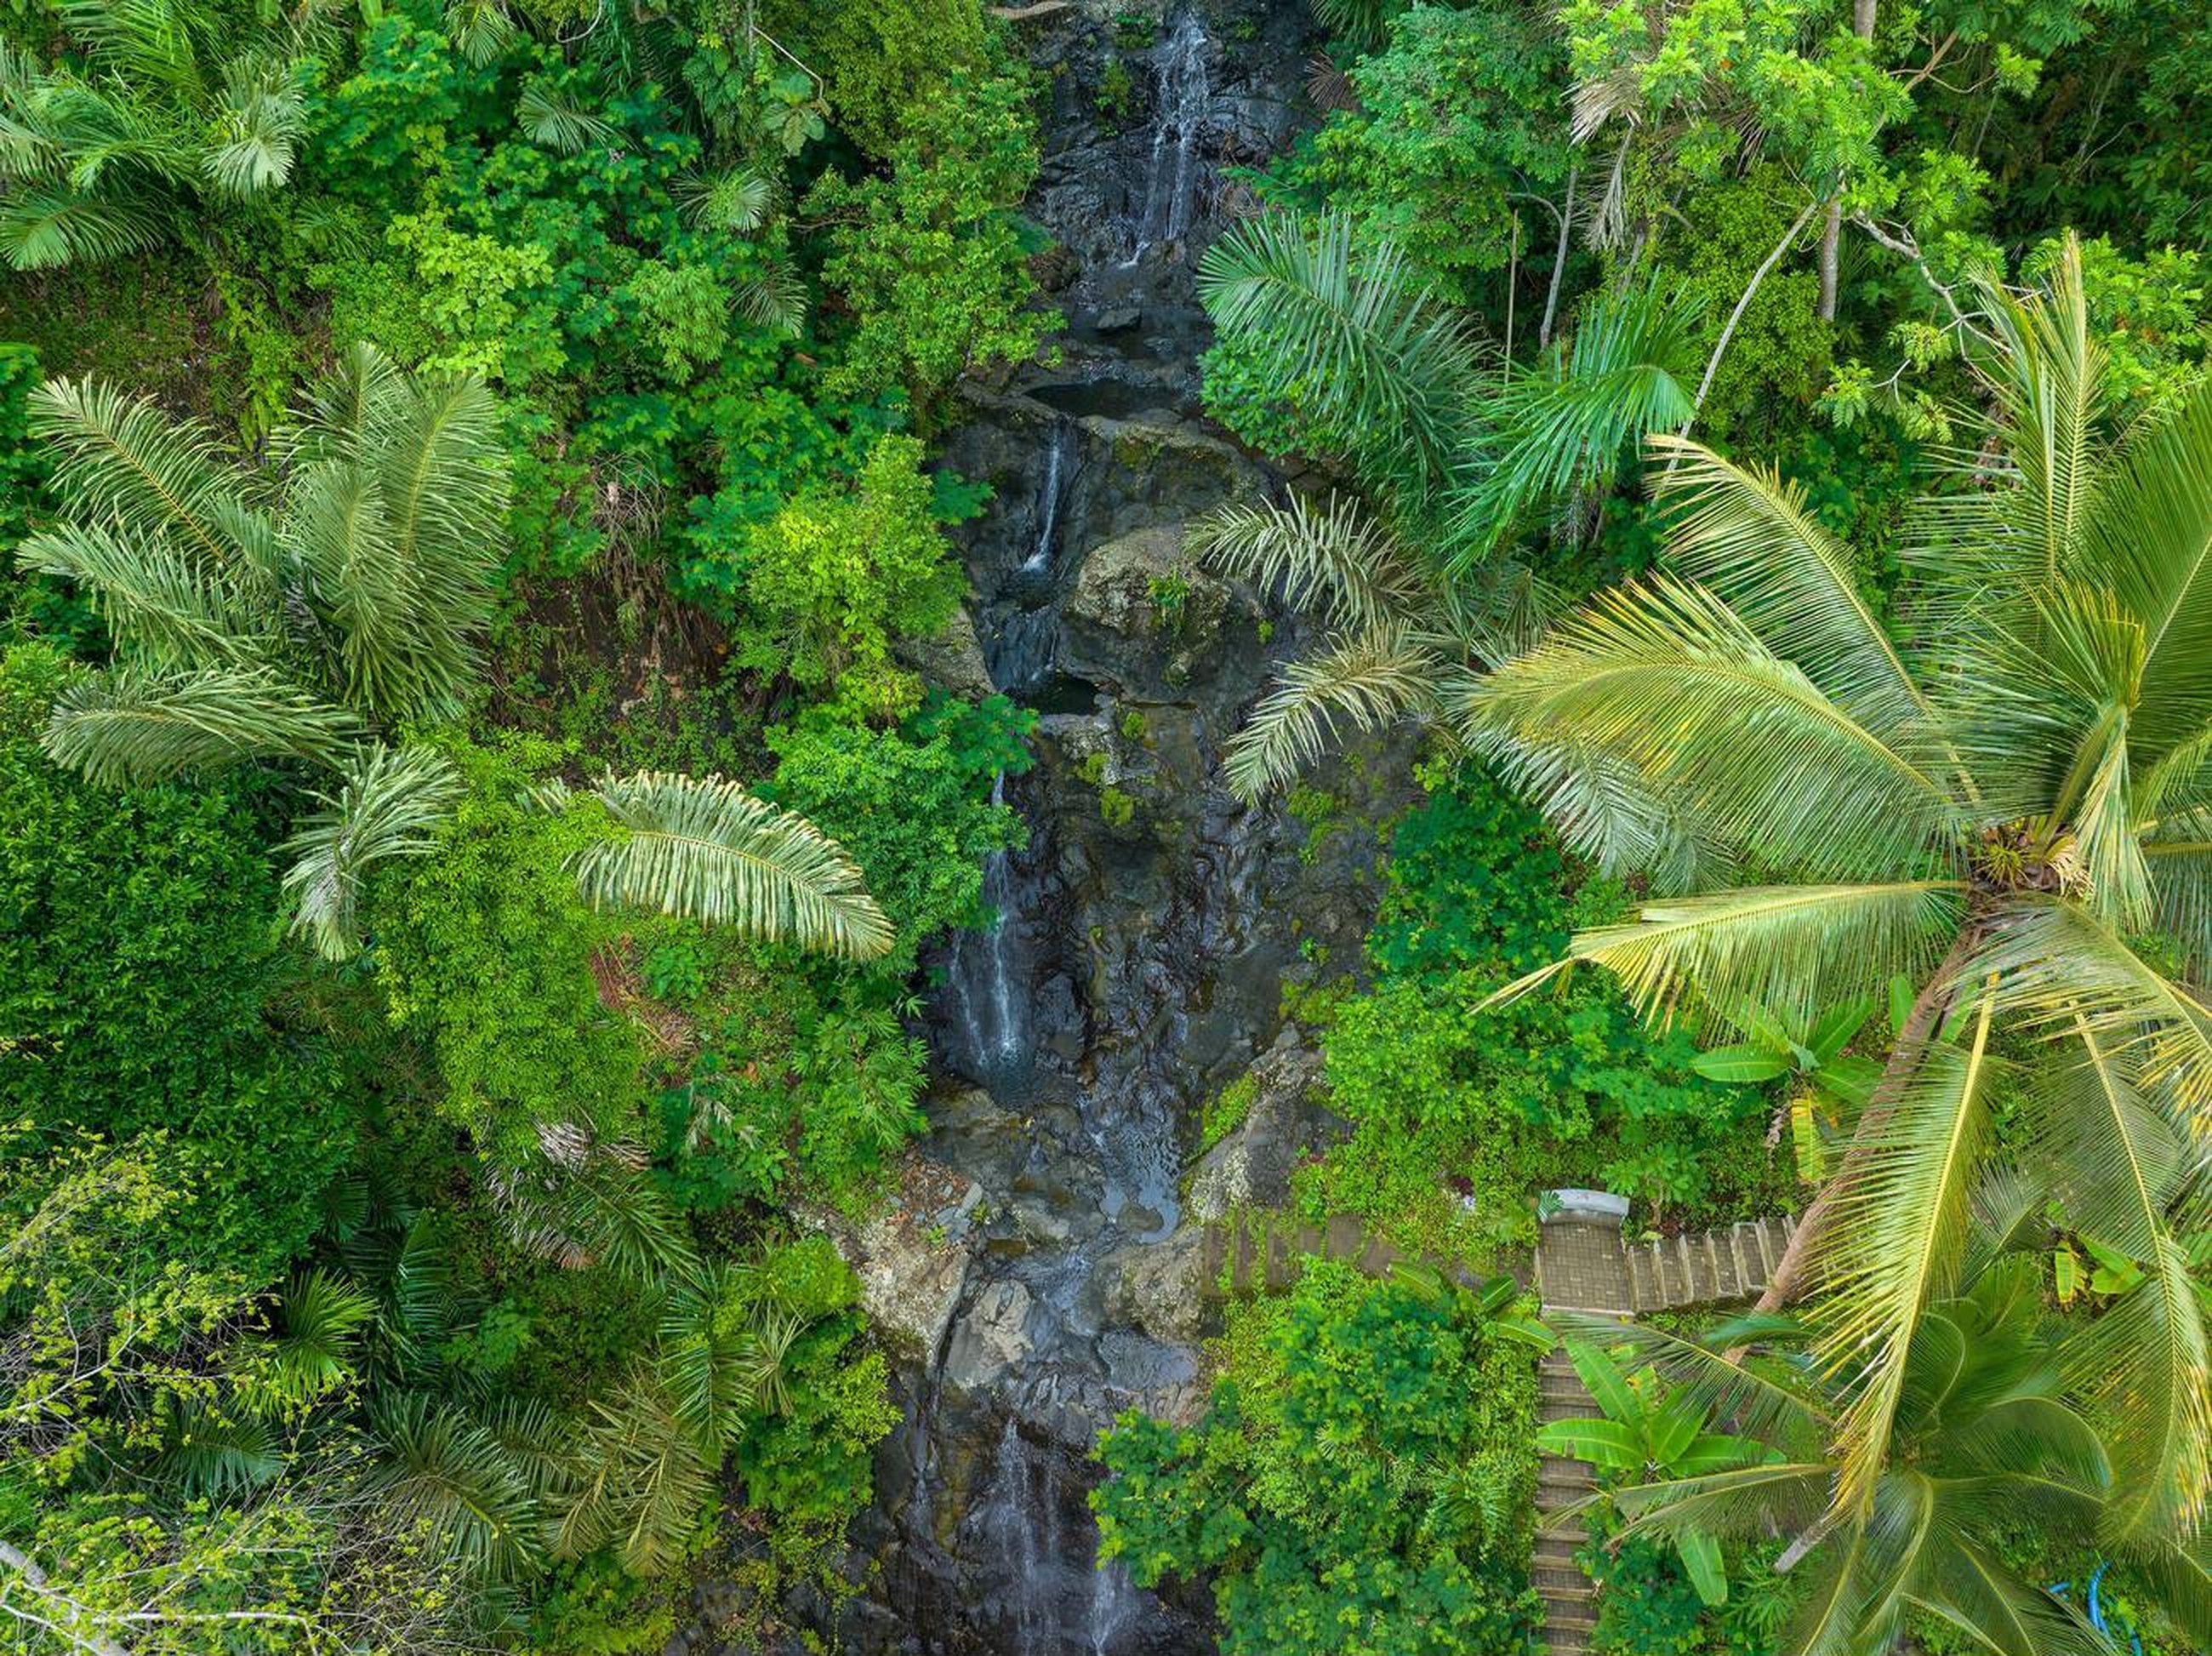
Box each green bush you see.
[0,644,349,1288]
[1094,1262,1540,1656]
[1296,767,1775,1258]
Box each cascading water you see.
[1023,421,1075,576]
[943,774,1033,1100]
[825,7,1350,1654]
[1132,9,1213,256]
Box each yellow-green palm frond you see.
[43,664,362,785]
[2036,1024,2212,1541]
[277,745,466,962]
[567,773,893,961]
[1975,900,2212,1126]
[2144,817,2212,974]
[1466,718,1735,891]
[1973,231,2109,583]
[2078,375,2212,759]
[1647,436,1933,740]
[1188,492,1428,632]
[1809,992,2000,1520]
[1223,619,1443,801]
[1468,576,1964,881]
[1488,881,1968,1031]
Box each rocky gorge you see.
[820,5,1417,1653]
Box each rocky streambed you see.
[686,6,1419,1652]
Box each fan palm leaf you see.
[565,772,893,959]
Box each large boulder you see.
[1185,1030,1337,1221]
[807,1151,979,1361]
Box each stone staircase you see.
[1531,1205,1795,1653]
[1535,1344,1603,1653]
[1624,1214,1797,1313]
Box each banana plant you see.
[1389,1259,1554,1350]
[1535,1339,1766,1605]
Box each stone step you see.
[1534,1565,1588,1592]
[1538,1459,1593,1488]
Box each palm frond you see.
[1549,1309,1829,1452]
[255,1268,376,1413]
[2078,374,2212,760]
[443,0,519,66]
[1465,576,1964,882]
[0,186,168,269]
[679,164,776,232]
[1450,276,1698,564]
[1187,492,1426,631]
[1489,881,1968,1035]
[203,55,302,197]
[555,1371,714,1576]
[30,374,251,567]
[43,665,362,785]
[1647,436,1934,739]
[372,1395,549,1580]
[517,79,613,154]
[487,1153,698,1283]
[1222,620,1442,800]
[566,772,893,959]
[277,745,466,961]
[156,1400,284,1499]
[2035,1022,2212,1539]
[733,255,807,339]
[17,520,277,670]
[1197,208,1479,494]
[1975,899,2212,1124]
[1971,232,2107,584]
[1810,992,2001,1519]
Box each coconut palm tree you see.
[1464,235,2212,1546]
[20,344,892,962]
[1558,1236,2212,1655]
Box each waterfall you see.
[1022,421,1075,575]
[944,774,1033,1095]
[1132,9,1212,256]
[983,1416,1064,1652]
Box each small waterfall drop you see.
[1132,9,1212,257]
[944,774,1034,1099]
[1022,421,1075,575]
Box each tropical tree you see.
[20,345,892,962]
[1559,1236,2212,1655]
[1466,236,2212,1548]
[1194,211,1698,796]
[0,1,311,270]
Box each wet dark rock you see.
[1185,1031,1337,1222]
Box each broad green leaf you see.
[1692,1042,1794,1084]
[1678,1528,1729,1607]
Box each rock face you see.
[692,7,1421,1654]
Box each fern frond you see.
[517,79,613,154]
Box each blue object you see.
[2047,1559,2144,1656]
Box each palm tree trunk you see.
[1540,166,1579,348]
[1752,927,1977,1314]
